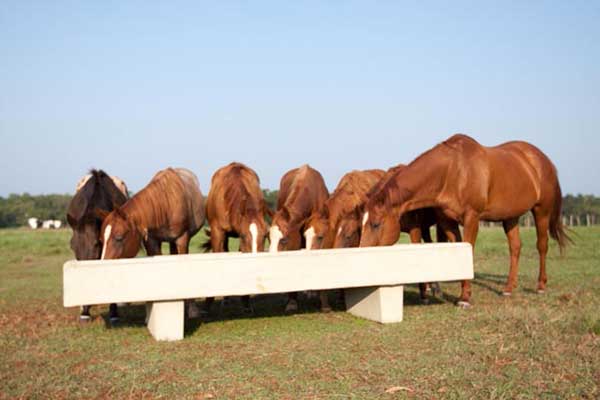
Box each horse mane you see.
[67,169,127,226]
[327,169,384,226]
[221,163,264,227]
[279,165,311,220]
[365,164,413,211]
[123,168,186,230]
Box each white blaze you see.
[101,224,112,260]
[362,212,369,228]
[304,226,315,250]
[269,225,282,253]
[337,226,342,236]
[249,222,258,253]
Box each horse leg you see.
[144,238,162,256]
[285,292,299,313]
[205,229,226,314]
[502,218,521,296]
[422,224,442,298]
[109,303,119,324]
[532,210,550,293]
[458,212,480,308]
[407,227,429,304]
[319,291,332,312]
[79,305,92,323]
[173,233,200,318]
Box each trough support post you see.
[146,300,184,341]
[345,285,404,323]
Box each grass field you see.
[0,227,599,399]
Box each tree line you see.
[0,191,598,229]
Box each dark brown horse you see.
[360,134,570,307]
[269,165,329,312]
[66,169,128,321]
[203,162,271,313]
[98,167,205,320]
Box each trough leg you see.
[345,285,404,323]
[146,300,184,341]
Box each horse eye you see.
[317,235,324,241]
[371,222,380,229]
[114,235,124,242]
[280,238,288,245]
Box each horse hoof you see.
[502,291,512,297]
[242,306,254,315]
[109,316,120,325]
[321,306,332,313]
[285,300,298,313]
[537,289,545,294]
[421,298,430,305]
[456,301,472,309]
[79,315,91,323]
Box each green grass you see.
[0,227,599,399]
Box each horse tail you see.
[201,227,213,252]
[549,181,572,255]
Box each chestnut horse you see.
[308,166,455,303]
[203,162,271,313]
[98,167,205,320]
[360,134,570,307]
[67,169,128,322]
[269,164,329,312]
[304,169,385,251]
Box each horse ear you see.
[66,178,95,224]
[93,208,110,222]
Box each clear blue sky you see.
[1,1,599,196]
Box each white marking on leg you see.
[304,226,315,250]
[362,212,369,227]
[101,224,112,259]
[249,222,258,253]
[269,225,282,253]
[337,226,342,236]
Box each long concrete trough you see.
[63,242,473,341]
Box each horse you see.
[66,169,129,322]
[360,134,570,307]
[97,167,205,320]
[267,165,329,312]
[304,169,385,251]
[203,162,271,313]
[308,166,455,303]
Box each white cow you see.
[28,218,40,229]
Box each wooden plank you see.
[64,243,473,307]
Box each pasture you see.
[1,227,598,399]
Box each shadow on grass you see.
[100,286,453,336]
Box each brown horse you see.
[98,167,205,320]
[269,165,329,312]
[203,162,271,313]
[269,165,329,252]
[309,166,455,302]
[304,169,385,251]
[67,169,128,321]
[360,134,570,307]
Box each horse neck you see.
[121,190,159,233]
[388,155,447,216]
